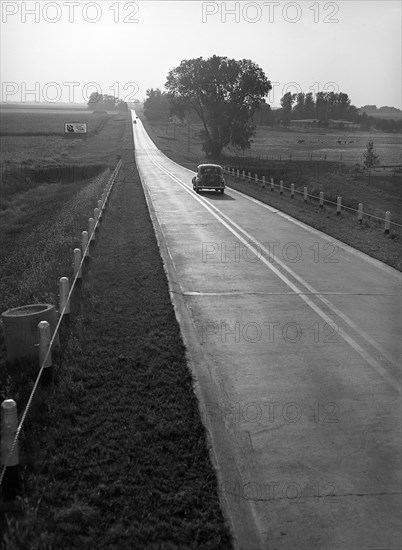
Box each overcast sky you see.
[1,0,401,108]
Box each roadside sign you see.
[64,122,87,134]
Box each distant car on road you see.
[192,164,225,194]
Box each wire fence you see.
[223,166,401,233]
[0,160,122,490]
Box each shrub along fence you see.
[223,166,401,236]
[0,160,122,503]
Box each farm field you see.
[0,105,129,318]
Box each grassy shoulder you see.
[138,111,401,271]
[1,119,232,549]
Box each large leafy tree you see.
[165,55,271,156]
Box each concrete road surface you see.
[132,111,401,550]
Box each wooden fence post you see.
[385,212,391,234]
[358,203,363,224]
[59,277,70,315]
[74,248,82,279]
[1,399,19,501]
[337,197,342,215]
[38,321,52,384]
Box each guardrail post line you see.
[1,399,19,501]
[270,178,274,192]
[38,321,52,384]
[304,187,308,203]
[385,211,391,234]
[358,203,363,224]
[88,217,95,242]
[74,248,82,279]
[59,277,70,315]
[280,181,283,195]
[82,231,89,259]
[319,191,324,208]
[262,176,265,189]
[337,196,342,215]
[291,184,295,198]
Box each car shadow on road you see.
[199,192,235,201]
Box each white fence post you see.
[270,178,274,192]
[89,218,95,242]
[358,203,363,223]
[248,172,251,183]
[319,192,324,208]
[74,248,82,279]
[337,196,342,215]
[236,169,240,180]
[1,399,19,500]
[38,320,52,369]
[385,211,391,234]
[82,231,89,258]
[255,174,258,185]
[262,176,265,188]
[59,277,70,315]
[242,170,245,181]
[94,207,100,222]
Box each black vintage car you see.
[192,164,225,194]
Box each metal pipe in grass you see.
[0,400,19,501]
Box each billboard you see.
[64,122,87,134]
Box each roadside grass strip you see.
[1,147,232,548]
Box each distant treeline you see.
[87,92,128,112]
[144,89,402,133]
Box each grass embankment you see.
[1,117,232,548]
[139,111,402,271]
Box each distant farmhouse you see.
[290,119,359,130]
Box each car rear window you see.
[200,167,221,175]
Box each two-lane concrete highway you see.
[132,111,401,549]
